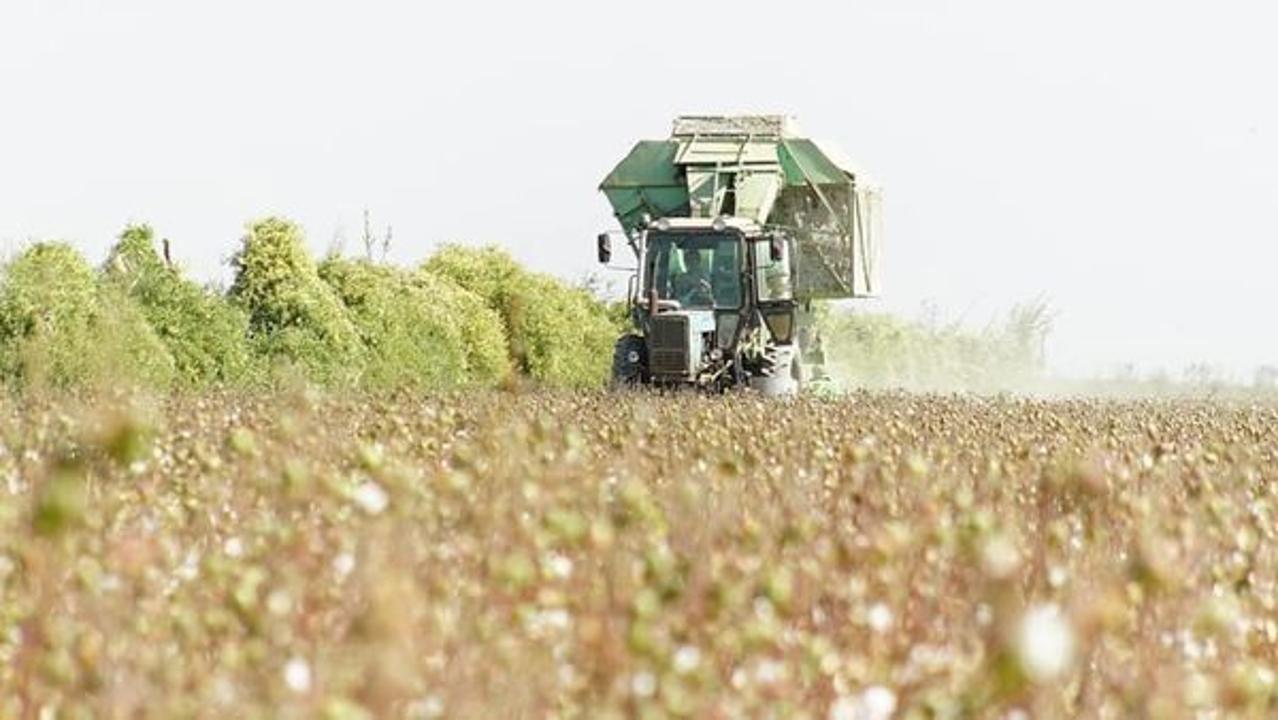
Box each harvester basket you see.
[600,116,880,300]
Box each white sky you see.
[2,0,1275,378]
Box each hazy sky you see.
[2,1,1275,378]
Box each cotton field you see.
[1,390,1275,718]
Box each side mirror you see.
[769,236,783,263]
[597,233,612,264]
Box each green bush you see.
[506,273,617,388]
[93,284,180,389]
[407,270,511,385]
[229,218,365,385]
[422,245,617,389]
[319,257,508,389]
[420,245,520,304]
[104,225,256,386]
[0,242,175,390]
[0,226,623,392]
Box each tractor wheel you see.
[750,345,801,397]
[611,335,647,388]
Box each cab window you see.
[644,233,743,309]
[754,239,794,302]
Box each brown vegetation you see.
[1,391,1275,717]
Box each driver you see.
[674,250,713,305]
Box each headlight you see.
[712,215,727,232]
[627,350,641,364]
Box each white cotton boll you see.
[176,550,200,581]
[980,533,1021,580]
[406,695,445,719]
[223,537,244,558]
[283,657,311,693]
[976,603,993,627]
[211,674,238,706]
[524,608,572,637]
[863,686,898,720]
[829,685,897,720]
[829,697,857,720]
[867,602,894,634]
[673,645,701,674]
[1047,565,1068,588]
[353,481,389,515]
[333,552,356,579]
[631,671,657,698]
[542,608,571,631]
[1015,604,1075,683]
[267,589,292,616]
[754,658,785,685]
[545,552,574,579]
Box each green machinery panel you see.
[600,116,880,300]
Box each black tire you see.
[611,335,647,388]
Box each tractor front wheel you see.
[611,335,648,388]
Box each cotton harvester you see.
[596,115,881,394]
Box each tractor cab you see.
[599,216,799,389]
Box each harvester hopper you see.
[600,115,881,299]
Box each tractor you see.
[597,115,881,394]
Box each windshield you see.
[643,233,742,309]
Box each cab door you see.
[753,236,797,345]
